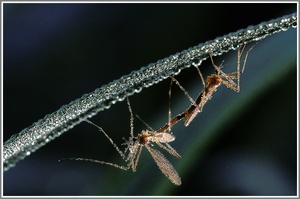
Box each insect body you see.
[61,98,181,186]
[160,43,257,128]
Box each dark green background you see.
[3,3,297,196]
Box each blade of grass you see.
[3,12,297,172]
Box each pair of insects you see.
[61,43,257,186]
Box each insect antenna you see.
[135,114,154,131]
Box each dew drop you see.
[192,58,202,67]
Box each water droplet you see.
[192,58,202,67]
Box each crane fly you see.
[60,98,182,186]
[158,43,257,131]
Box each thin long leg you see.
[241,43,258,74]
[132,146,143,172]
[195,66,206,88]
[85,119,126,159]
[237,47,242,92]
[237,43,258,90]
[169,75,198,108]
[59,157,130,170]
[121,137,131,154]
[126,98,134,140]
[165,76,192,134]
[168,79,173,133]
[209,53,221,72]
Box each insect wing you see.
[145,145,181,186]
[148,132,175,143]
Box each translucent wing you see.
[147,132,175,143]
[145,145,181,186]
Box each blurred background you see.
[3,3,297,196]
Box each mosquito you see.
[60,98,182,186]
[158,43,257,130]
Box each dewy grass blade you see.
[3,12,297,172]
